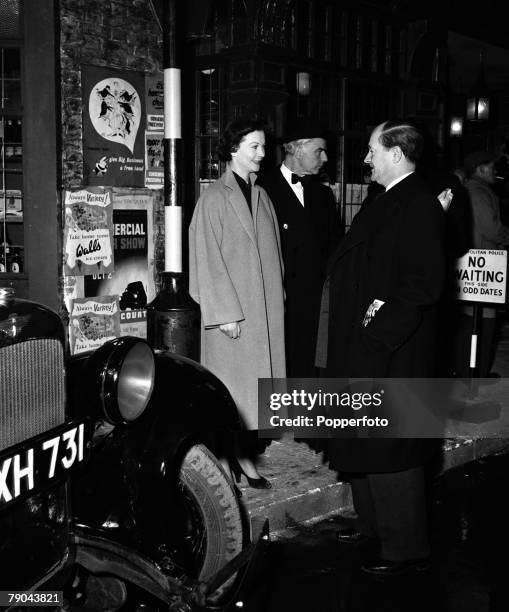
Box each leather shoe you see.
[336,527,374,544]
[244,474,272,489]
[361,556,431,576]
[231,459,272,489]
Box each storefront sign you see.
[455,249,507,303]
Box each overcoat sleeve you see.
[260,186,285,280]
[189,186,245,328]
[361,195,445,352]
[326,187,344,249]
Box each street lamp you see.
[296,72,311,96]
[449,117,464,137]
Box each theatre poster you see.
[82,65,146,187]
[83,191,156,339]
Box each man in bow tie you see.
[259,119,342,378]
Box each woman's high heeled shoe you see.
[231,459,272,490]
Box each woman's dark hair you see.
[216,118,266,162]
[378,119,424,163]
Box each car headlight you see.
[92,337,156,424]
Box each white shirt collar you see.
[280,162,295,183]
[280,162,305,206]
[385,171,414,192]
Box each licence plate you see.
[0,419,90,512]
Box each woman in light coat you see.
[189,118,285,488]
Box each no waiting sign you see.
[455,249,507,303]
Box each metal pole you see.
[163,0,182,272]
[468,303,482,399]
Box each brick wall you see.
[59,0,166,306]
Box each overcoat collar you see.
[327,173,417,271]
[221,165,260,246]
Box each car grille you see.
[0,338,65,452]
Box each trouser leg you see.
[454,314,472,377]
[479,316,496,377]
[349,475,378,538]
[367,466,430,561]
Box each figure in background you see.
[317,119,445,575]
[456,150,509,377]
[416,131,473,376]
[189,118,285,489]
[259,119,342,378]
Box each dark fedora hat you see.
[281,118,328,143]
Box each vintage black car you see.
[0,286,264,610]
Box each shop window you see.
[314,4,330,61]
[355,15,363,70]
[231,60,254,83]
[297,1,315,59]
[196,67,222,191]
[262,62,284,85]
[331,8,347,67]
[323,5,333,62]
[399,27,408,79]
[370,19,378,73]
[0,0,22,38]
[231,0,248,46]
[1,39,24,276]
[288,1,297,50]
[384,24,402,78]
[384,24,392,76]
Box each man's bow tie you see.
[291,173,311,186]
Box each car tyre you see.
[178,443,245,602]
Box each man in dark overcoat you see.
[259,120,342,377]
[316,120,445,575]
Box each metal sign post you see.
[455,249,507,398]
[467,303,481,399]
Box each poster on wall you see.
[82,65,146,187]
[83,192,156,339]
[69,295,120,355]
[145,131,164,188]
[145,72,164,131]
[63,187,114,276]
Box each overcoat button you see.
[283,223,288,229]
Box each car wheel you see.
[177,443,245,601]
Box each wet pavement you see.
[232,315,509,611]
[243,314,509,538]
[242,449,509,612]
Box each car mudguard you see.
[68,347,244,563]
